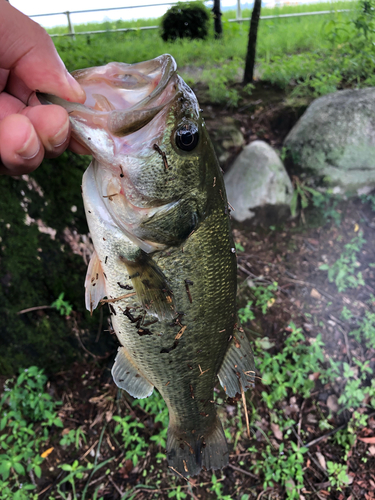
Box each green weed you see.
[51,292,73,316]
[59,426,87,449]
[252,442,308,498]
[258,323,324,408]
[319,232,366,292]
[0,367,63,499]
[326,461,352,491]
[113,390,168,467]
[209,473,231,500]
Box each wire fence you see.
[29,1,351,39]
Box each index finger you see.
[0,1,85,103]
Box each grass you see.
[46,0,375,106]
[50,2,358,93]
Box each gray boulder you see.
[224,140,293,223]
[284,88,375,194]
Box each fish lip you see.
[37,55,179,144]
[37,54,177,115]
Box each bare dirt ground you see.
[4,84,375,499]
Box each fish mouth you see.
[37,54,179,149]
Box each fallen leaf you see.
[316,451,326,470]
[327,394,339,413]
[271,422,283,441]
[368,445,375,456]
[354,223,359,232]
[310,288,322,300]
[358,436,375,444]
[41,447,54,458]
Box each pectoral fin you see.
[217,329,255,398]
[84,251,107,314]
[112,347,154,399]
[119,251,175,320]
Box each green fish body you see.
[40,55,254,476]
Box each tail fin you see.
[166,417,228,477]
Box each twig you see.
[338,325,352,365]
[100,292,136,304]
[79,439,99,461]
[305,424,346,448]
[108,476,124,496]
[227,463,258,479]
[17,305,52,315]
[297,400,306,444]
[291,427,328,478]
[168,466,192,483]
[240,383,251,439]
[74,328,109,360]
[283,277,336,301]
[187,483,199,500]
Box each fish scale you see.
[40,54,255,477]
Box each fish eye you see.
[175,124,199,152]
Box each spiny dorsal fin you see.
[119,251,176,321]
[112,347,154,399]
[84,250,107,314]
[217,329,255,398]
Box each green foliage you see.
[326,461,352,491]
[258,323,325,407]
[238,302,256,323]
[160,2,210,41]
[209,473,232,500]
[291,70,342,98]
[290,177,320,218]
[311,191,342,225]
[319,232,366,292]
[168,485,187,499]
[239,282,277,323]
[113,390,168,467]
[252,282,278,315]
[0,367,63,498]
[202,59,253,107]
[349,309,375,349]
[59,426,87,449]
[51,292,73,316]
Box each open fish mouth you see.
[38,54,202,253]
[37,54,179,152]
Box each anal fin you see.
[119,251,175,321]
[218,329,255,398]
[84,250,107,314]
[112,347,154,399]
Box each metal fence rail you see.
[29,1,352,39]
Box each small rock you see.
[224,140,293,223]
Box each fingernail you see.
[49,119,70,149]
[66,72,86,102]
[16,129,41,160]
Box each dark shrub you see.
[161,2,210,41]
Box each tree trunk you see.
[212,0,222,39]
[243,0,262,84]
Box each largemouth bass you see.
[40,55,254,477]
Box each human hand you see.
[0,0,87,176]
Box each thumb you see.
[0,1,85,103]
